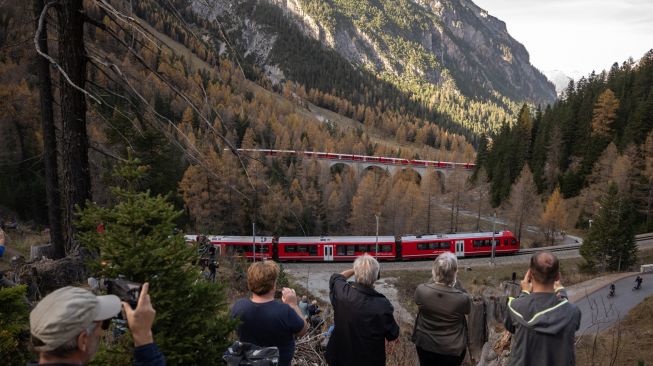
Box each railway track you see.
[517,232,653,255]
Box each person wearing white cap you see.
[29,282,165,365]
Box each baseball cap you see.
[30,286,121,351]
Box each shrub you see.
[77,154,236,365]
[0,285,31,365]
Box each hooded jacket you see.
[504,289,581,366]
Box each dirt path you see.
[286,268,415,325]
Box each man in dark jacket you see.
[505,251,581,366]
[326,254,400,366]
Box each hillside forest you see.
[0,0,652,248]
[476,52,653,238]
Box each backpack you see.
[223,341,279,366]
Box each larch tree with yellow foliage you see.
[540,187,567,246]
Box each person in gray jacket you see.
[412,252,471,366]
[505,251,581,366]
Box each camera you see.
[106,278,142,309]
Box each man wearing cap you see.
[29,282,165,365]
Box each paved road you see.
[575,272,653,336]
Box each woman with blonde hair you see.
[412,252,471,365]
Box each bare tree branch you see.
[34,1,103,105]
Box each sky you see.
[471,0,653,79]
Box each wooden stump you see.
[468,297,488,363]
[30,244,54,260]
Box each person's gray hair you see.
[432,252,458,286]
[354,254,380,287]
[32,334,78,357]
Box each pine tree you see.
[0,285,30,366]
[580,183,638,271]
[77,154,236,365]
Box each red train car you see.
[186,231,520,262]
[277,236,397,262]
[400,231,519,260]
[207,235,274,261]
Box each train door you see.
[454,240,465,257]
[323,245,334,261]
[395,236,403,261]
[272,237,279,261]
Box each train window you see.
[346,246,355,255]
[356,245,368,253]
[336,245,346,256]
[417,243,428,250]
[257,246,269,253]
[368,245,377,253]
[511,239,518,246]
[309,245,317,255]
[285,245,296,253]
[440,241,451,249]
[429,243,439,250]
[381,244,392,252]
[473,240,493,247]
[297,245,308,253]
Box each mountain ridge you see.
[192,0,555,108]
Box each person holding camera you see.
[230,260,308,366]
[326,254,400,366]
[28,282,165,365]
[504,252,581,366]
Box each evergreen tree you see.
[580,183,638,271]
[77,154,236,365]
[0,285,30,366]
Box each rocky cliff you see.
[190,0,556,117]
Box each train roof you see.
[402,231,513,241]
[184,231,515,244]
[207,235,275,243]
[278,236,396,244]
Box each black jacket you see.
[504,289,581,366]
[326,274,400,366]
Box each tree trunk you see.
[58,0,91,254]
[34,0,65,259]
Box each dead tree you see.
[33,0,65,259]
[57,0,91,253]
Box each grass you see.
[0,230,48,271]
[576,295,653,366]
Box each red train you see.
[185,231,519,262]
[237,149,475,170]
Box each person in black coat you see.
[326,254,400,366]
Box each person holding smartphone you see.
[504,252,581,365]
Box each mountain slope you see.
[191,0,555,107]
